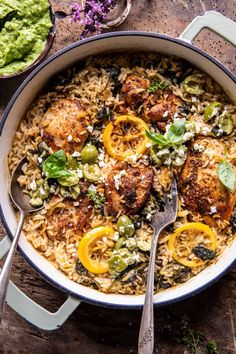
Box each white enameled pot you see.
[0,11,236,330]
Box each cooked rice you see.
[8,53,236,295]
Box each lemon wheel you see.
[103,115,149,161]
[78,226,114,274]
[168,222,217,268]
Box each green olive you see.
[218,114,233,135]
[81,145,98,164]
[115,237,125,250]
[117,215,135,237]
[67,155,80,170]
[60,186,71,198]
[124,238,137,251]
[83,164,101,182]
[58,171,79,187]
[137,240,151,252]
[204,102,221,121]
[116,248,135,265]
[182,73,205,96]
[150,146,162,167]
[30,197,43,207]
[70,184,81,199]
[107,255,128,276]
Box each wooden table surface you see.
[0,1,236,353]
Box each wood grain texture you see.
[0,1,236,353]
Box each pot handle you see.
[179,11,236,46]
[0,235,80,330]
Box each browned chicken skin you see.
[105,162,154,216]
[121,74,150,109]
[41,99,88,153]
[46,188,92,241]
[179,137,236,225]
[120,75,183,131]
[144,91,183,124]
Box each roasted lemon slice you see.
[168,222,217,268]
[78,226,114,274]
[103,115,149,161]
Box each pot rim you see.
[1,31,236,309]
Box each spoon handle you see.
[0,210,25,323]
[138,228,161,354]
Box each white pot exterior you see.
[0,33,236,308]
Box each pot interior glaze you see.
[0,33,235,308]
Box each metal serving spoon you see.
[138,177,178,354]
[0,157,43,323]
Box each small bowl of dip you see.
[0,0,55,79]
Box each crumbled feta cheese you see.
[191,96,197,102]
[128,154,139,163]
[98,149,105,161]
[201,126,211,135]
[183,132,194,142]
[193,143,205,152]
[133,253,140,261]
[88,184,97,192]
[173,112,179,119]
[163,111,169,118]
[87,125,94,133]
[76,169,83,178]
[113,170,127,190]
[72,151,80,157]
[98,161,105,168]
[164,157,172,165]
[146,213,152,221]
[210,206,217,214]
[29,180,37,191]
[99,176,106,183]
[39,187,46,196]
[67,134,73,142]
[38,157,43,164]
[113,232,119,241]
[73,201,80,206]
[156,148,170,158]
[102,236,107,243]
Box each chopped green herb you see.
[87,189,105,209]
[206,340,218,354]
[192,244,216,261]
[148,79,169,93]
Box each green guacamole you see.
[0,0,52,76]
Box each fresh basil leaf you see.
[217,160,235,193]
[43,150,72,179]
[166,119,186,143]
[145,130,169,146]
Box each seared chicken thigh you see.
[179,137,236,224]
[41,99,88,153]
[105,162,154,215]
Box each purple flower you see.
[70,0,116,39]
